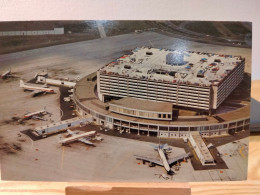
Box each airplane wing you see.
[67,129,75,135]
[31,90,44,96]
[168,153,191,166]
[78,137,95,146]
[134,155,163,166]
[31,116,47,121]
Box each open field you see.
[184,21,222,37]
[0,32,251,181]
[0,21,99,55]
[0,31,252,79]
[0,21,251,55]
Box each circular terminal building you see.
[73,47,250,138]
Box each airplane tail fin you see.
[34,73,38,79]
[20,80,24,87]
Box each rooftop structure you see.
[97,47,245,111]
[109,97,173,120]
[99,47,243,87]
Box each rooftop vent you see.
[169,71,177,76]
[154,69,167,75]
[124,65,131,69]
[146,51,153,55]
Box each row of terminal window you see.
[158,114,171,119]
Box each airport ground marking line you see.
[60,146,65,169]
[239,145,246,159]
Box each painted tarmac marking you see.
[188,141,199,161]
[239,145,246,159]
[60,146,65,169]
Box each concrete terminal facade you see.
[109,97,173,120]
[73,73,250,138]
[97,47,245,113]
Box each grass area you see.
[223,22,251,35]
[62,21,97,33]
[103,20,161,36]
[169,21,184,26]
[0,21,99,55]
[0,33,99,55]
[185,21,222,37]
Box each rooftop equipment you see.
[124,65,131,69]
[146,51,153,55]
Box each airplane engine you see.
[149,162,155,167]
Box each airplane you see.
[59,130,103,146]
[134,143,191,176]
[1,68,17,79]
[17,108,51,123]
[34,70,48,79]
[23,108,50,120]
[20,80,55,96]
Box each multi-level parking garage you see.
[97,47,245,113]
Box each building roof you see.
[190,132,215,163]
[110,97,172,113]
[0,21,60,32]
[99,47,244,87]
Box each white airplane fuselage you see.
[22,85,54,93]
[1,70,11,78]
[59,131,96,145]
[24,110,46,119]
[20,80,54,93]
[158,148,172,174]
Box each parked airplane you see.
[17,108,51,123]
[134,144,190,175]
[1,68,17,79]
[34,70,48,80]
[59,130,103,146]
[20,80,55,96]
[24,108,50,120]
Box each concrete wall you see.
[74,88,250,138]
[109,104,172,120]
[0,27,64,36]
[213,60,245,109]
[37,76,75,88]
[98,72,211,110]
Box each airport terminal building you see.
[97,47,245,113]
[73,47,250,138]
